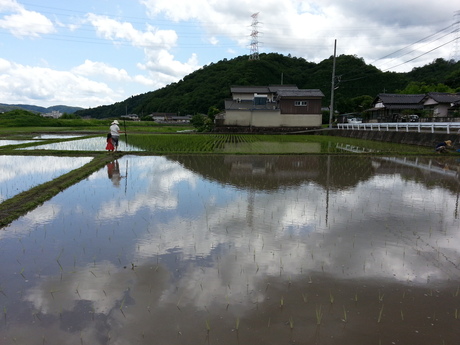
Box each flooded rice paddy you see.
[0,156,93,202]
[20,136,144,152]
[0,140,36,147]
[1,155,460,344]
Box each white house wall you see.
[224,110,322,127]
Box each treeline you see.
[0,109,102,127]
[75,53,460,118]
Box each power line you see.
[339,26,458,84]
[381,37,458,72]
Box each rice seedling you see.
[329,290,334,304]
[315,305,323,325]
[302,293,308,303]
[205,319,211,334]
[289,316,294,329]
[177,293,183,311]
[342,305,347,322]
[50,289,59,300]
[235,317,240,331]
[120,298,126,318]
[377,305,384,323]
[19,268,26,280]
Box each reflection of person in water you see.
[107,160,122,187]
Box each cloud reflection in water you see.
[1,155,459,344]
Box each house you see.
[422,92,460,117]
[121,114,140,121]
[221,85,324,129]
[150,113,192,123]
[41,110,62,119]
[368,94,425,122]
[368,92,460,121]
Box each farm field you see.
[1,131,460,344]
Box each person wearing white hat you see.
[109,120,123,151]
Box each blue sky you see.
[0,0,458,109]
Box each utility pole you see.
[329,39,337,128]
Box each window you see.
[295,101,308,106]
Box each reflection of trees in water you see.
[168,155,376,192]
[169,155,460,193]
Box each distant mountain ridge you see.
[0,103,83,114]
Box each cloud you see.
[86,13,178,49]
[0,58,120,107]
[0,1,55,37]
[1,0,457,108]
[72,60,131,82]
[86,13,201,86]
[140,0,456,70]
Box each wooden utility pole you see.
[329,39,337,128]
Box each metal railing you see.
[337,122,460,134]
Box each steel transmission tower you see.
[249,13,260,60]
[451,11,460,62]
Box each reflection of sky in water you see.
[0,155,93,202]
[32,134,84,139]
[1,155,459,344]
[19,136,145,151]
[0,139,36,146]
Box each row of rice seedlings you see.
[124,133,320,153]
[126,134,216,152]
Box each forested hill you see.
[0,104,83,114]
[75,53,460,118]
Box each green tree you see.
[60,113,81,119]
[190,114,214,132]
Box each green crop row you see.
[126,134,259,153]
[123,133,435,154]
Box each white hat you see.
[112,120,119,125]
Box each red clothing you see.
[106,138,114,151]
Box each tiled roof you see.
[377,93,425,104]
[385,104,424,110]
[230,86,270,93]
[277,89,324,98]
[425,92,460,104]
[268,85,298,92]
[230,85,300,94]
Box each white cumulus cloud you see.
[0,1,55,37]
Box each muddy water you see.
[1,155,459,344]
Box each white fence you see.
[337,122,460,134]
